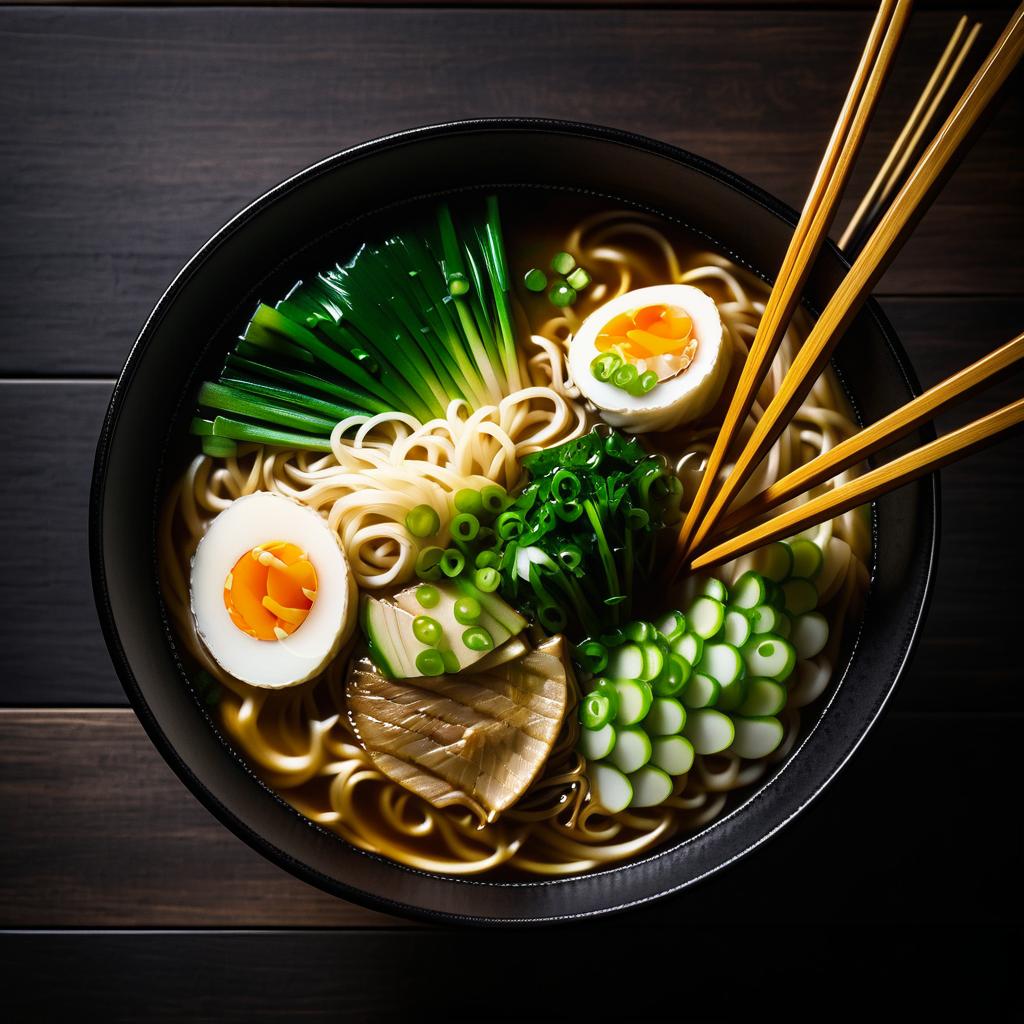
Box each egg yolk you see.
[223,541,317,641]
[596,303,698,382]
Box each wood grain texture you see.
[1,298,1019,708]
[0,710,403,928]
[0,382,115,704]
[1,708,1021,929]
[0,8,1020,376]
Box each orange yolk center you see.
[223,541,317,641]
[596,303,698,382]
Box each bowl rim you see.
[90,117,940,925]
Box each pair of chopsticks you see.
[691,334,1024,570]
[670,2,1024,577]
[669,0,914,576]
[840,15,983,253]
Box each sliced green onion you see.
[550,251,576,275]
[474,567,500,593]
[655,610,686,641]
[628,764,673,807]
[609,726,652,774]
[454,488,483,516]
[737,678,786,717]
[750,542,793,582]
[723,608,753,647]
[700,577,729,603]
[611,363,639,391]
[644,697,686,737]
[480,484,509,515]
[607,643,645,680]
[415,649,445,676]
[415,546,445,581]
[554,501,584,523]
[687,597,726,639]
[653,652,690,698]
[683,708,735,755]
[454,596,482,625]
[551,469,581,502]
[625,621,655,643]
[637,370,659,394]
[590,678,620,722]
[440,549,465,578]
[591,352,621,382]
[412,615,442,647]
[749,603,782,634]
[581,692,614,730]
[549,282,577,307]
[578,722,616,761]
[557,543,583,570]
[614,679,653,726]
[650,735,694,776]
[450,512,480,542]
[576,639,609,675]
[405,504,440,539]
[624,372,649,397]
[495,510,525,540]
[475,550,500,570]
[731,571,766,610]
[741,635,796,681]
[566,267,591,290]
[462,626,494,652]
[589,763,632,813]
[730,716,783,759]
[788,538,824,579]
[523,268,548,292]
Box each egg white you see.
[568,284,731,432]
[190,491,356,688]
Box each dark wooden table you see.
[1,2,1021,1017]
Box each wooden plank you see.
[882,297,1024,710]
[1,297,1020,709]
[0,8,1019,376]
[0,382,117,704]
[0,710,404,928]
[0,708,1020,929]
[1,928,1018,1021]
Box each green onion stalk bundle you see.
[415,429,684,643]
[190,197,523,457]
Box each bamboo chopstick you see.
[712,332,1024,537]
[667,0,912,572]
[678,3,1024,566]
[839,16,982,252]
[690,396,1024,572]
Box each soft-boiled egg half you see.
[568,284,731,433]
[190,491,357,688]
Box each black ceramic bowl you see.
[91,119,937,925]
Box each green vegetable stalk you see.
[191,196,524,454]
